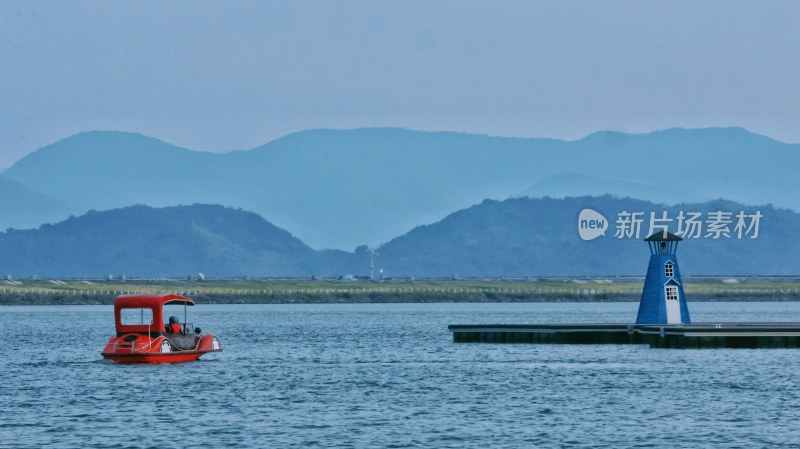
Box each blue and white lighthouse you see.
[635,231,691,325]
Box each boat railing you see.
[111,321,203,353]
[112,323,160,353]
[112,337,159,353]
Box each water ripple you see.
[3,302,800,448]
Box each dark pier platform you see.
[448,323,800,349]
[450,233,800,349]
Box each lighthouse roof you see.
[644,231,683,241]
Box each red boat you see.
[101,294,222,364]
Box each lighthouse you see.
[635,231,691,325]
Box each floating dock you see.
[449,233,800,349]
[448,323,800,349]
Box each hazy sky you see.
[1,1,799,168]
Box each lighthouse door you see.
[664,285,682,324]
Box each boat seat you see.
[167,334,197,350]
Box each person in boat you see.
[167,316,182,334]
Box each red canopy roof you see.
[113,294,195,334]
[114,294,194,310]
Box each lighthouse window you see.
[665,286,679,301]
[665,262,674,278]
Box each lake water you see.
[2,302,800,448]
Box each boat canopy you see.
[113,294,194,334]
[115,294,194,309]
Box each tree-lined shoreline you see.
[2,278,798,305]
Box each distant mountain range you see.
[378,196,799,276]
[2,126,799,250]
[0,204,315,277]
[0,198,796,277]
[0,173,79,230]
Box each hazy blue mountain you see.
[520,173,691,205]
[565,127,797,209]
[0,173,78,230]
[0,198,796,277]
[4,127,800,250]
[0,204,314,277]
[376,196,800,277]
[1,132,231,209]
